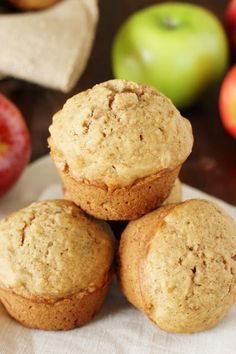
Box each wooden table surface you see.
[0,0,236,205]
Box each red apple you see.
[225,0,236,57]
[0,94,31,197]
[219,65,236,138]
[225,0,236,28]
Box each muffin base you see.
[62,166,181,220]
[0,277,112,330]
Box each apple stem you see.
[162,17,180,29]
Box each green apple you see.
[112,2,229,109]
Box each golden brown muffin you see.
[8,0,60,10]
[162,178,181,205]
[49,80,193,220]
[118,199,236,333]
[64,179,181,240]
[0,200,115,330]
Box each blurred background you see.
[0,0,235,204]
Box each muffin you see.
[49,79,193,220]
[118,199,236,333]
[162,178,181,205]
[102,179,181,240]
[8,0,60,10]
[0,200,115,330]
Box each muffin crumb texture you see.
[0,200,114,300]
[49,80,193,186]
[119,199,236,333]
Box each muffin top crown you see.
[119,199,236,333]
[142,199,236,297]
[49,80,193,186]
[0,200,114,300]
[140,199,236,328]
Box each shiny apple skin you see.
[112,3,229,109]
[0,94,31,197]
[219,65,236,138]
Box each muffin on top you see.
[49,79,193,220]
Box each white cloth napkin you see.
[0,0,98,92]
[0,155,236,354]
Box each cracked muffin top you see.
[0,200,114,300]
[127,199,236,331]
[48,80,193,186]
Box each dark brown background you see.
[1,0,236,205]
